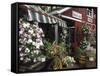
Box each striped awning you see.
[19,5,67,28]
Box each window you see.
[87,8,93,18]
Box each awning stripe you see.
[31,12,35,21]
[45,15,49,23]
[52,18,56,23]
[28,9,33,21]
[48,16,52,24]
[39,14,44,23]
[42,15,47,23]
[59,20,61,27]
[21,5,67,27]
[35,12,40,22]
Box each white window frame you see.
[87,8,93,18]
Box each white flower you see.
[39,41,44,46]
[36,43,42,49]
[37,57,46,62]
[33,33,36,37]
[19,39,24,44]
[36,39,41,43]
[63,29,67,34]
[35,39,43,49]
[25,48,30,53]
[23,38,27,41]
[19,38,21,42]
[20,53,24,57]
[35,44,40,49]
[23,22,30,28]
[20,57,24,61]
[34,50,40,54]
[38,28,43,34]
[66,56,76,63]
[31,51,34,54]
[35,28,39,32]
[19,30,23,35]
[19,47,22,51]
[25,57,31,62]
[71,57,76,63]
[42,34,45,37]
[27,39,33,43]
[19,27,24,35]
[19,18,23,24]
[41,57,46,62]
[27,34,31,39]
[36,33,41,38]
[89,57,94,61]
[19,24,23,29]
[32,24,37,28]
[32,41,36,46]
[33,58,37,62]
[28,29,33,34]
[23,33,28,37]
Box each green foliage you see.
[75,47,83,59]
[44,40,52,58]
[25,43,35,51]
[82,25,89,34]
[44,40,68,57]
[80,37,88,50]
[66,43,71,54]
[59,42,66,53]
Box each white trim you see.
[48,16,52,24]
[35,12,40,22]
[52,18,56,23]
[61,15,82,22]
[86,22,96,26]
[87,8,94,18]
[50,7,71,14]
[28,9,33,21]
[42,15,47,23]
[57,7,71,13]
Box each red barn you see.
[51,7,97,53]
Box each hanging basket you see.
[82,25,89,35]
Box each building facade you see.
[52,7,97,53]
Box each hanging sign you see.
[72,11,82,19]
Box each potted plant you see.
[62,56,76,68]
[75,47,88,67]
[81,25,89,35]
[44,41,69,70]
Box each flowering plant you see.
[80,37,88,50]
[19,18,46,64]
[82,25,89,34]
[62,56,76,67]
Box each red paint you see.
[60,7,96,51]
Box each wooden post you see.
[55,24,58,44]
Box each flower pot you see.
[79,55,87,67]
